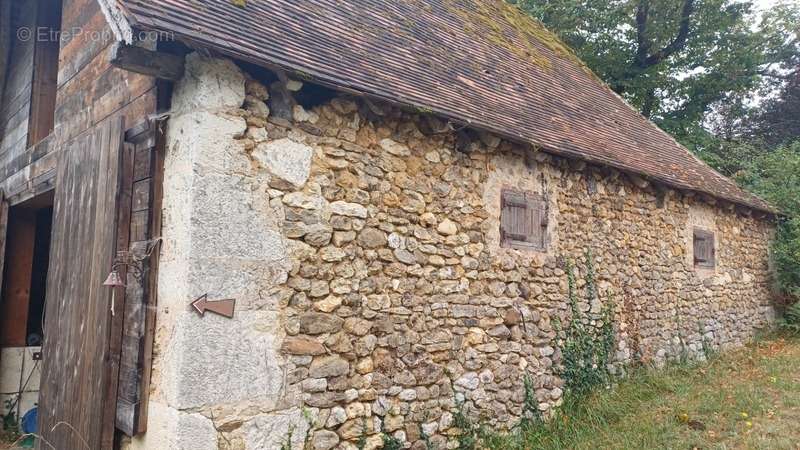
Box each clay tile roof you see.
[115,0,773,212]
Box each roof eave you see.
[96,0,135,44]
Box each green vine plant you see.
[356,418,368,450]
[277,408,316,450]
[279,425,294,450]
[379,405,404,450]
[450,251,618,448]
[674,305,690,365]
[451,375,544,449]
[699,323,716,361]
[301,408,315,450]
[555,250,616,397]
[453,400,489,450]
[518,374,543,431]
[381,431,404,450]
[418,422,436,450]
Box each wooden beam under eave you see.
[699,193,718,206]
[736,205,753,217]
[626,173,649,189]
[110,43,185,81]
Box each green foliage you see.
[772,219,800,300]
[0,398,21,446]
[2,407,18,436]
[518,375,543,430]
[557,251,616,397]
[699,323,716,361]
[279,425,294,450]
[301,408,315,450]
[736,142,800,300]
[453,400,486,450]
[452,374,545,450]
[513,0,799,149]
[694,138,763,177]
[356,418,368,450]
[381,432,404,450]
[737,143,800,216]
[484,334,800,449]
[749,75,800,147]
[780,302,800,335]
[380,414,404,450]
[418,422,436,450]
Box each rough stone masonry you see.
[123,53,776,450]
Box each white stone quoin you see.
[125,54,300,450]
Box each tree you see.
[515,0,799,150]
[737,142,800,299]
[697,67,799,176]
[748,70,800,147]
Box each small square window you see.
[500,189,547,250]
[693,228,715,268]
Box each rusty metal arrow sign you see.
[191,294,236,318]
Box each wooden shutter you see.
[693,228,715,268]
[501,190,528,242]
[500,189,547,250]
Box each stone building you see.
[0,0,776,449]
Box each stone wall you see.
[125,54,776,450]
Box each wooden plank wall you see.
[0,3,36,170]
[0,0,157,206]
[0,0,160,448]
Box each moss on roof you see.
[444,0,580,69]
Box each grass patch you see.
[485,333,800,449]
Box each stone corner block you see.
[123,402,216,450]
[172,52,246,114]
[163,311,285,410]
[253,138,313,190]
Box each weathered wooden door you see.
[38,118,127,449]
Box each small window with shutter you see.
[693,228,715,269]
[500,189,548,250]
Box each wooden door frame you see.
[0,189,8,305]
[112,118,165,437]
[100,127,135,449]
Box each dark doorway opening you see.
[0,191,53,428]
[1,192,54,346]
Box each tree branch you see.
[757,69,794,80]
[634,0,695,69]
[635,0,651,67]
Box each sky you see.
[752,0,787,11]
